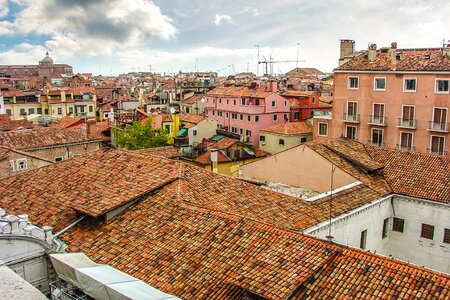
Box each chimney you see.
[86,120,97,136]
[210,149,218,173]
[22,111,28,121]
[368,44,377,62]
[339,39,355,60]
[443,42,450,59]
[267,80,278,92]
[388,42,398,66]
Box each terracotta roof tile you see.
[261,122,312,135]
[194,150,232,165]
[211,137,240,149]
[134,146,184,159]
[49,116,84,129]
[207,86,274,98]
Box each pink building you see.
[204,83,291,145]
[315,40,450,155]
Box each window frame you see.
[259,135,266,142]
[403,77,417,92]
[273,114,278,122]
[444,228,450,244]
[345,125,357,140]
[279,139,285,146]
[392,217,405,233]
[435,78,450,94]
[16,158,28,171]
[430,135,445,154]
[348,76,359,90]
[360,229,367,249]
[318,122,328,137]
[420,223,435,240]
[371,128,384,146]
[271,100,276,107]
[54,156,64,162]
[374,77,386,91]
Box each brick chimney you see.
[267,80,278,92]
[368,44,377,62]
[86,120,97,136]
[339,39,355,66]
[388,42,398,67]
[443,42,450,58]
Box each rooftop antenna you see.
[296,42,300,67]
[326,164,336,243]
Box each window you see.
[374,77,386,91]
[37,108,42,114]
[58,107,62,115]
[400,105,415,128]
[54,156,63,162]
[279,139,285,145]
[284,101,288,107]
[233,100,236,106]
[312,96,316,104]
[392,217,405,233]
[348,76,359,89]
[371,129,384,146]
[399,132,413,150]
[6,109,11,116]
[430,136,445,155]
[239,128,243,135]
[241,98,246,105]
[226,99,229,105]
[435,79,449,93]
[444,228,450,244]
[360,229,367,249]
[19,108,25,115]
[164,124,171,134]
[420,223,434,240]
[245,129,251,137]
[345,101,358,122]
[255,116,260,122]
[403,78,417,92]
[431,107,448,131]
[255,99,260,106]
[45,109,49,115]
[89,106,93,112]
[218,111,222,117]
[318,122,328,136]
[9,160,14,171]
[226,112,229,118]
[371,103,385,124]
[16,158,28,171]
[271,100,276,107]
[273,114,278,122]
[300,137,307,143]
[247,115,251,122]
[240,114,243,120]
[69,107,73,114]
[193,130,197,136]
[212,111,215,116]
[294,112,300,120]
[345,126,357,140]
[382,218,389,239]
[231,113,238,120]
[259,135,266,142]
[231,127,237,133]
[284,114,288,121]
[28,108,35,115]
[219,98,222,104]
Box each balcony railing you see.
[396,144,415,151]
[368,115,387,126]
[428,121,449,132]
[173,136,189,147]
[368,140,384,147]
[397,118,417,129]
[343,113,360,123]
[427,148,448,156]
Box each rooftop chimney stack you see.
[339,39,355,66]
[368,44,377,62]
[443,42,450,58]
[388,42,398,67]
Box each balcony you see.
[396,144,415,151]
[368,115,386,126]
[368,140,384,147]
[343,113,360,123]
[397,118,417,129]
[427,148,448,156]
[428,121,449,132]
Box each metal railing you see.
[427,148,448,156]
[428,121,449,132]
[368,140,384,147]
[397,118,416,129]
[343,113,360,123]
[368,115,386,126]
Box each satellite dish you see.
[169,107,176,114]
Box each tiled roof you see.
[335,47,450,71]
[2,149,449,299]
[49,116,84,129]
[182,95,202,105]
[281,90,317,97]
[366,146,450,204]
[180,114,207,124]
[207,86,274,98]
[261,122,312,135]
[0,127,101,150]
[134,146,184,159]
[194,150,232,165]
[0,114,35,131]
[211,137,239,149]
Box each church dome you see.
[40,52,54,65]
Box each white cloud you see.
[0,43,46,64]
[0,0,8,18]
[0,0,176,58]
[244,7,259,16]
[214,14,232,26]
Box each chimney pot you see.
[368,44,377,62]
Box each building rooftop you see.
[261,122,312,135]
[207,86,274,98]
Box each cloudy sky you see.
[0,0,449,76]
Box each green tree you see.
[115,118,168,150]
[15,82,26,90]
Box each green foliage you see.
[115,118,168,150]
[15,82,26,90]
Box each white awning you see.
[49,253,179,300]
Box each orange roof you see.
[281,90,317,97]
[261,122,312,135]
[336,47,450,71]
[49,116,85,129]
[207,85,274,98]
[180,113,207,124]
[194,149,232,165]
[210,137,239,149]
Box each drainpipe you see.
[52,215,86,252]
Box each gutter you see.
[52,216,86,252]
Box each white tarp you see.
[49,253,180,300]
[49,253,99,287]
